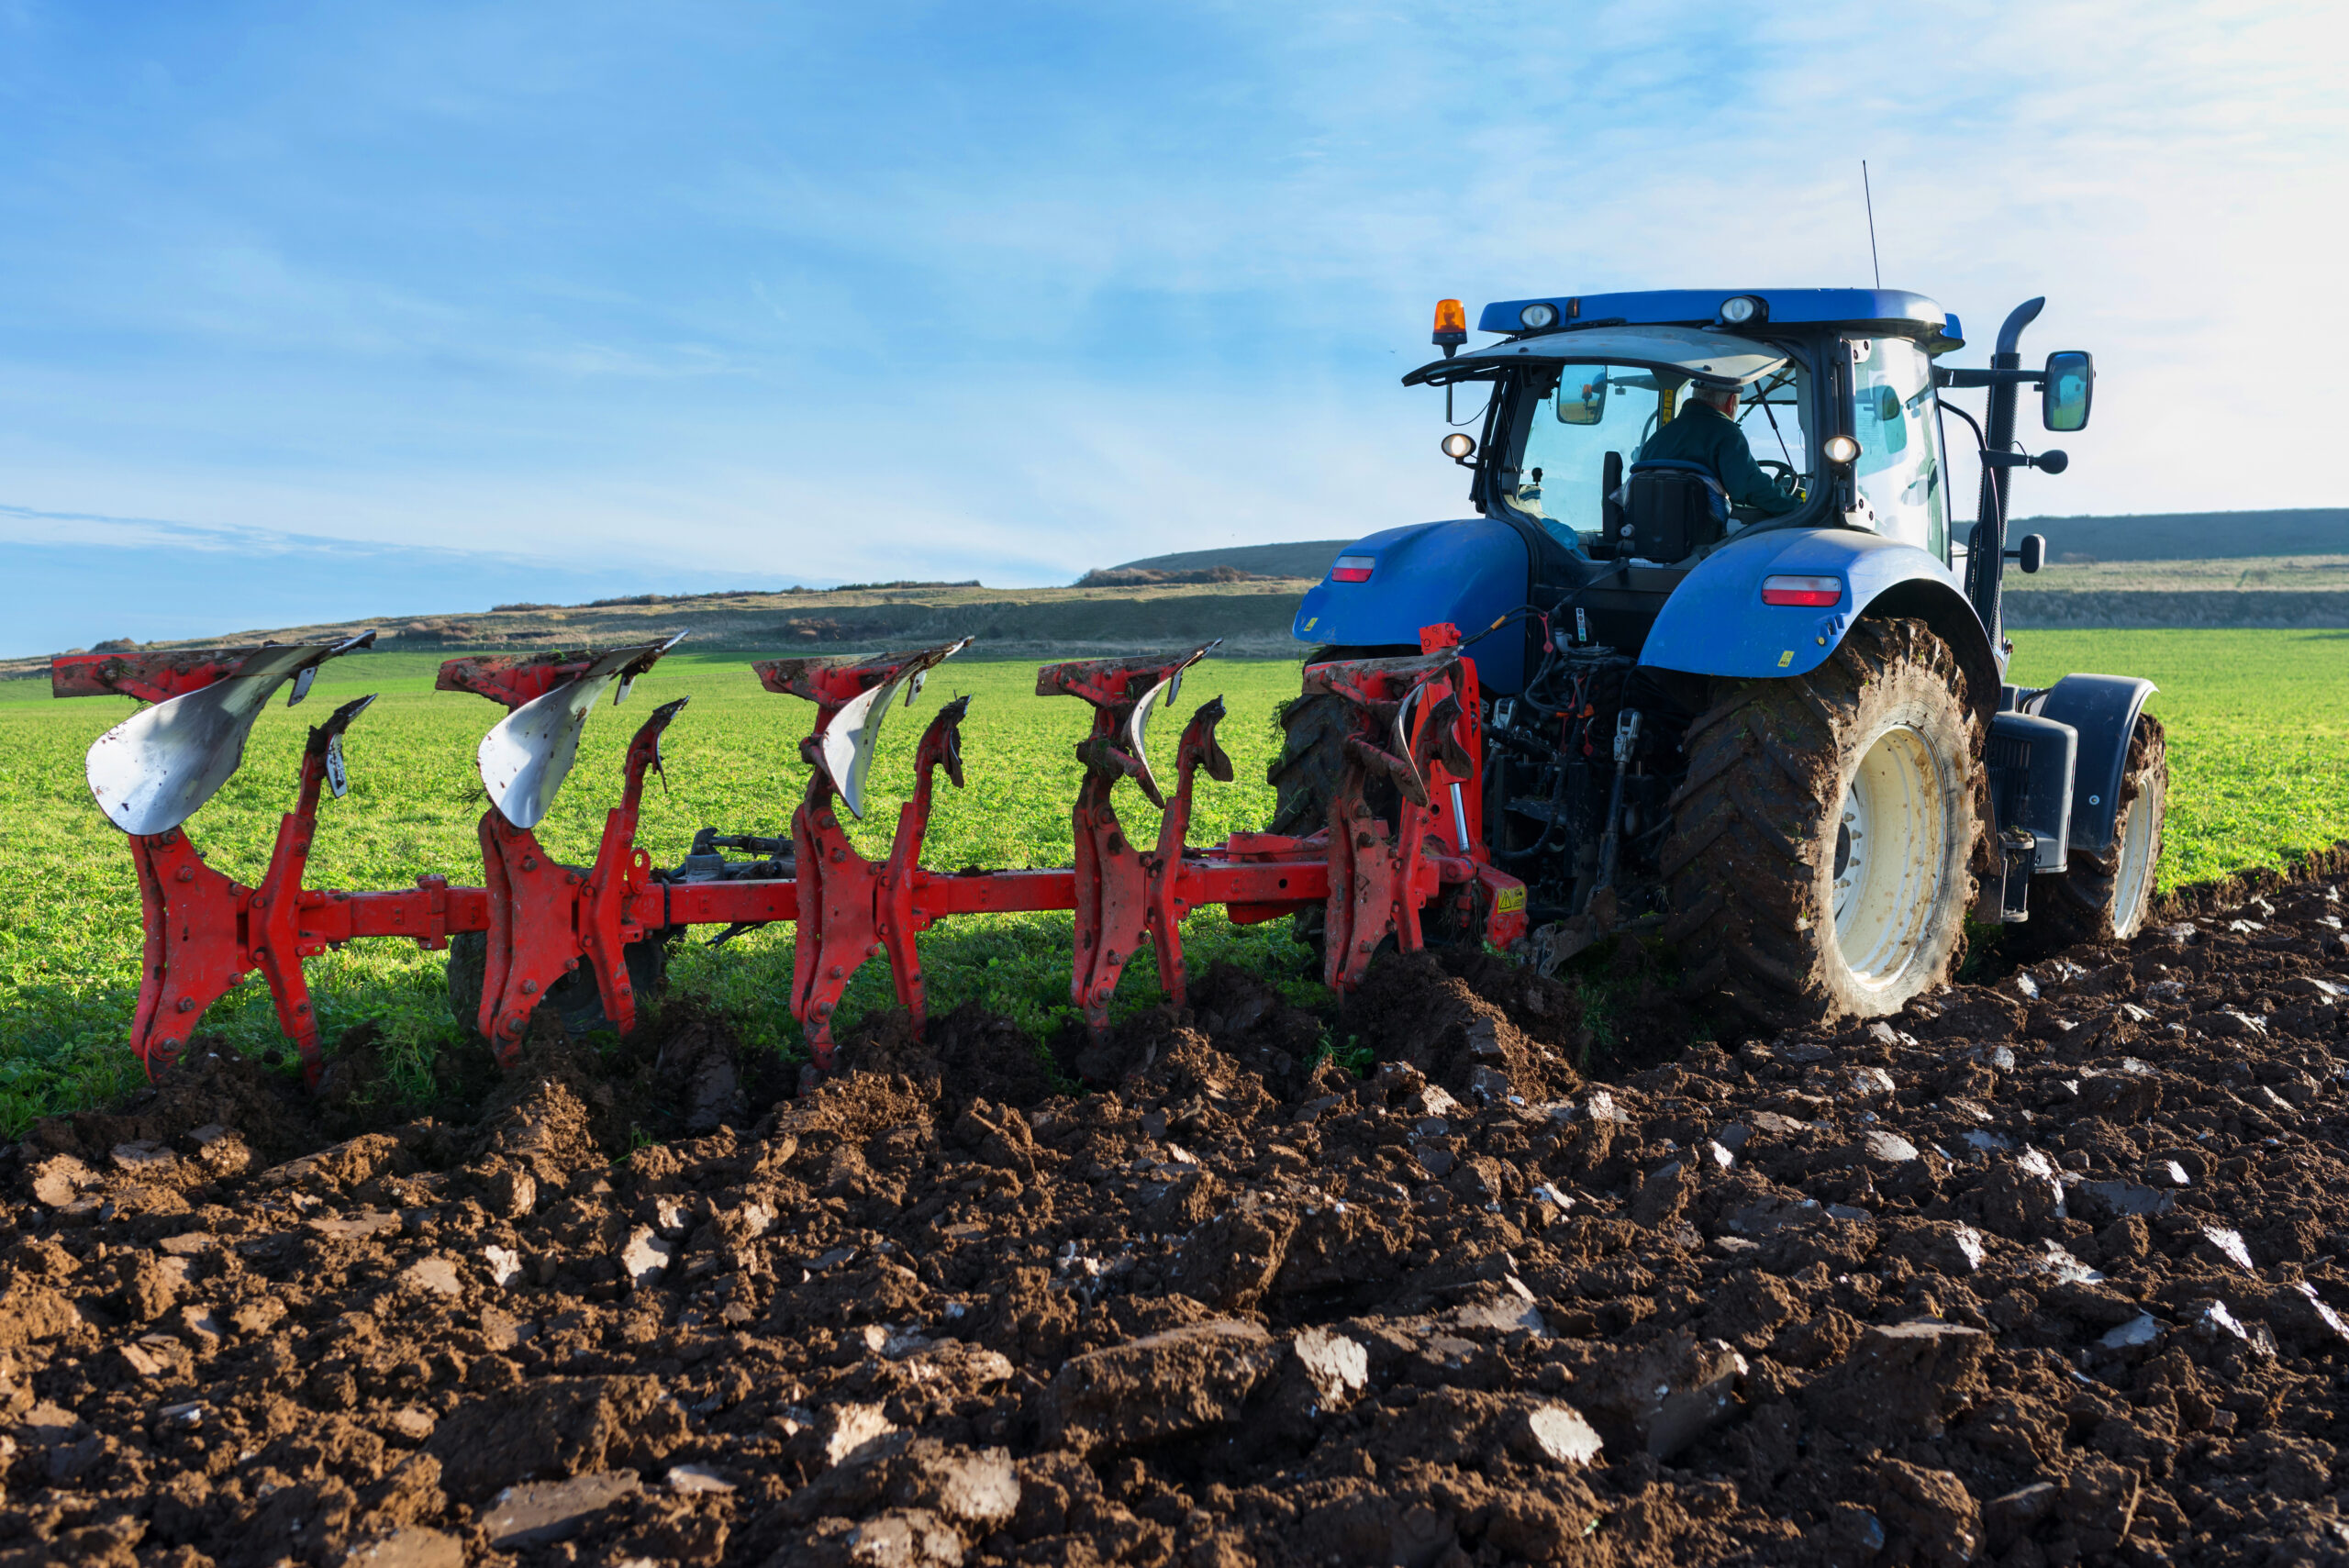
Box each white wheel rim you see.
[2111,778,2159,938]
[1831,723,1950,990]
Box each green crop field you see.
[3,628,2345,1134]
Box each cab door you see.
[1845,336,1949,559]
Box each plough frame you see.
[53,625,1527,1083]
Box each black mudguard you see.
[2030,674,2158,856]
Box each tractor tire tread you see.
[1662,616,1982,1029]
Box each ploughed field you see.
[5,631,2349,1134]
[7,860,2349,1566]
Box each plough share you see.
[54,628,1527,1084]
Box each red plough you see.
[54,626,1527,1083]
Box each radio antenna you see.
[1862,160,1883,288]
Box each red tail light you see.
[1761,574,1842,607]
[1331,555,1375,583]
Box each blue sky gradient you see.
[3,1,2343,653]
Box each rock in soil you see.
[6,859,2349,1565]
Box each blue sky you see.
[3,1,2343,654]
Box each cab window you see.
[1506,358,1814,546]
[1506,366,1653,543]
[1847,337,1946,555]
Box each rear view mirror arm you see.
[1934,366,2043,389]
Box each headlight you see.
[1822,433,1861,464]
[1519,302,1559,330]
[1719,295,1765,326]
[1441,433,1476,461]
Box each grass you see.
[3,628,2345,1133]
[2002,629,2349,887]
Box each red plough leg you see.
[477,698,688,1062]
[759,642,969,1068]
[580,697,690,1034]
[1038,643,1221,1031]
[249,695,378,1084]
[125,829,247,1076]
[877,698,974,1028]
[1146,697,1233,1007]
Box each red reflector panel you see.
[1760,574,1842,607]
[1331,555,1375,583]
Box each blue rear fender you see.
[1639,528,1999,717]
[1292,518,1532,693]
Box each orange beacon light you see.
[1432,298,1467,358]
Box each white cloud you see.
[0,0,2341,629]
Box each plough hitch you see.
[1309,625,1529,991]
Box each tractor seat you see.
[1608,459,1730,563]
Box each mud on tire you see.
[2012,711,2167,953]
[1661,616,1983,1030]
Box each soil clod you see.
[6,860,2349,1563]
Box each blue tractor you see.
[1275,290,2165,1028]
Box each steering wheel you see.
[1757,460,1799,496]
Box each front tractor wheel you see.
[1662,617,1982,1029]
[2014,712,2167,952]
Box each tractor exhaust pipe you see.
[1968,296,2045,649]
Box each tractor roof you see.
[1476,288,1960,349]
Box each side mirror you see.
[2043,350,2093,432]
[2003,532,2046,573]
[1555,373,1608,426]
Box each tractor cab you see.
[1394,290,1965,659]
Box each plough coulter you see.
[54,628,1529,1084]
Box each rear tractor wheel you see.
[1267,646,1410,958]
[1662,617,1983,1029]
[2015,711,2166,951]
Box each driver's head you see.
[1693,382,1740,417]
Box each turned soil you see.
[7,855,2349,1568]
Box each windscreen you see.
[1505,361,1812,545]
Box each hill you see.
[11,511,2349,678]
[0,577,1321,678]
[1106,540,1353,578]
[2012,507,2349,562]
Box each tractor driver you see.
[1639,381,1799,517]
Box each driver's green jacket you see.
[1638,400,1799,516]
